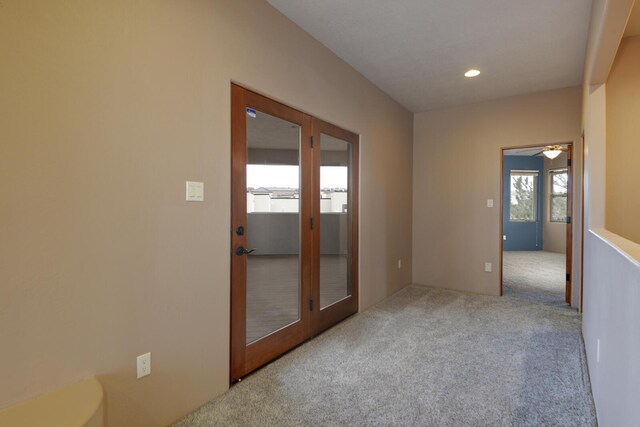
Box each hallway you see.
[174,285,595,426]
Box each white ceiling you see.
[268,0,593,112]
[247,110,348,151]
[505,144,569,156]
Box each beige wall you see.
[0,1,413,425]
[581,0,634,231]
[580,1,640,424]
[605,35,640,244]
[543,152,568,253]
[413,87,582,299]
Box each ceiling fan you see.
[530,145,568,159]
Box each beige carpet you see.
[503,251,567,307]
[173,285,595,426]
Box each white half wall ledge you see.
[591,228,640,266]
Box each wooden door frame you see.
[565,144,574,304]
[230,84,313,382]
[310,118,359,335]
[580,133,585,312]
[230,84,359,382]
[499,142,574,304]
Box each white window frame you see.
[509,169,539,223]
[549,168,568,223]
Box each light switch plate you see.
[137,352,151,379]
[186,181,204,202]
[484,262,492,273]
[487,199,494,208]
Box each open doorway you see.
[500,143,572,307]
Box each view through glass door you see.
[245,109,302,345]
[312,121,359,334]
[230,85,358,381]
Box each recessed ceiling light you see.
[464,69,481,78]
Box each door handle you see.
[235,246,256,256]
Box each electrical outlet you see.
[484,262,492,273]
[503,235,507,241]
[397,259,402,269]
[137,352,151,379]
[487,199,494,208]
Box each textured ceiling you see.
[268,0,593,112]
[247,110,347,151]
[505,144,569,156]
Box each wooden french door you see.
[230,85,358,382]
[310,120,359,334]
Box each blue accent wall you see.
[503,156,544,251]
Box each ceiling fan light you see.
[543,149,562,159]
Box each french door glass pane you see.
[319,133,351,309]
[245,109,300,344]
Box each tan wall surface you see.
[413,87,581,297]
[606,35,640,244]
[543,152,568,254]
[581,0,634,231]
[0,1,413,425]
[581,2,640,426]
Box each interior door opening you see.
[499,143,573,307]
[230,84,359,382]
